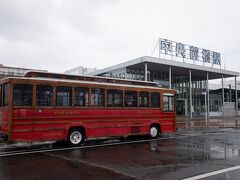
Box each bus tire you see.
[68,128,84,146]
[149,125,159,138]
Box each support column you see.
[207,72,210,119]
[169,66,172,89]
[189,70,192,119]
[235,76,238,116]
[144,63,148,82]
[222,75,224,117]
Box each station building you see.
[86,56,239,118]
[0,64,46,80]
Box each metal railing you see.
[176,117,240,129]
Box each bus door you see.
[162,93,175,132]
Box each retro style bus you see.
[0,71,176,146]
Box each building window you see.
[91,88,104,107]
[139,92,149,107]
[163,94,174,111]
[3,83,10,106]
[13,84,33,106]
[107,89,123,107]
[75,87,89,106]
[151,92,160,108]
[56,86,72,107]
[125,91,137,107]
[37,85,53,106]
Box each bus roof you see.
[24,71,159,87]
[3,76,176,92]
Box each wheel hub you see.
[150,127,158,137]
[70,131,82,144]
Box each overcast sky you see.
[0,0,239,73]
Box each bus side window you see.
[91,88,104,107]
[107,89,123,107]
[125,91,137,107]
[151,92,160,108]
[74,87,89,107]
[56,86,72,107]
[163,95,174,111]
[3,83,10,107]
[37,85,53,107]
[13,84,33,106]
[139,92,149,108]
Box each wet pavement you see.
[1,129,240,179]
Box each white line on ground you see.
[182,165,240,180]
[0,132,225,157]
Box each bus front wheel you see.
[149,126,159,138]
[68,128,84,146]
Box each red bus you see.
[0,71,176,146]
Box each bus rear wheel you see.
[149,126,159,138]
[68,128,84,146]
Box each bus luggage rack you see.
[24,71,159,87]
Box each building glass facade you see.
[99,67,223,117]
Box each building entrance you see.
[176,99,187,116]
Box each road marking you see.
[182,165,240,180]
[0,132,226,157]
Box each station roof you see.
[87,56,239,81]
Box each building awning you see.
[87,56,239,81]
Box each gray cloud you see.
[0,0,239,73]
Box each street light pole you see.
[202,89,207,126]
[204,92,207,126]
